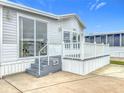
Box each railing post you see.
[38,43,48,76]
[94,42,96,57]
[102,43,104,55]
[47,42,50,65]
[62,41,64,58]
[107,43,110,55]
[38,52,40,76]
[0,66,2,79]
[80,32,84,60]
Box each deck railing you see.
[84,43,109,59]
[63,42,81,59]
[63,42,109,60]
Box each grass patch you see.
[111,60,124,65]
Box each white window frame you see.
[17,13,48,59]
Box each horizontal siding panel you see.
[3,19,17,23]
[3,22,17,27]
[2,57,17,62]
[3,33,17,36]
[3,24,16,31]
[3,40,17,44]
[2,44,17,62]
[3,35,17,39]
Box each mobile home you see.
[85,31,124,58]
[0,1,110,78]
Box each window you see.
[96,36,101,44]
[19,17,47,57]
[85,36,90,42]
[114,34,120,46]
[64,31,70,43]
[19,17,34,57]
[90,36,94,43]
[36,21,47,56]
[78,35,80,42]
[73,33,77,42]
[101,35,106,44]
[107,35,114,46]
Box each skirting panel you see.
[62,56,110,75]
[0,59,35,77]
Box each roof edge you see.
[0,1,86,29]
[0,0,59,19]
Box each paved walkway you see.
[1,70,124,93]
[111,57,124,61]
[93,64,124,78]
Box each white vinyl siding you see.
[3,7,17,44]
[2,7,17,62]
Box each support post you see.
[47,42,50,65]
[80,32,84,60]
[94,42,96,57]
[38,52,41,76]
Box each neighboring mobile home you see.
[85,31,124,58]
[0,1,110,78]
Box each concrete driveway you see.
[0,70,124,93]
[93,64,124,78]
[0,79,20,93]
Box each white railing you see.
[110,51,124,58]
[84,43,109,59]
[109,47,124,57]
[38,43,49,76]
[63,42,109,60]
[63,42,81,59]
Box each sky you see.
[8,0,124,34]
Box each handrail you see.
[38,44,47,55]
[38,43,49,76]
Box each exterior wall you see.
[2,7,17,62]
[0,6,62,76]
[60,17,83,32]
[1,7,62,64]
[0,6,83,77]
[62,55,110,75]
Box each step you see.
[26,69,40,77]
[35,58,48,63]
[31,64,47,70]
[33,61,48,65]
[26,68,50,77]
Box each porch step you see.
[31,64,47,70]
[26,68,49,77]
[26,56,62,77]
